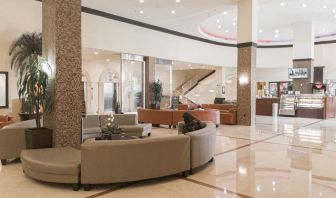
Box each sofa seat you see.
[21,147,81,186]
[82,127,101,134]
[119,123,152,137]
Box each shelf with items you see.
[296,94,325,109]
[279,95,296,116]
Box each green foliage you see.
[151,80,163,105]
[9,32,42,72]
[17,54,52,128]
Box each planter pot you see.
[150,103,161,110]
[25,128,53,149]
[19,113,39,121]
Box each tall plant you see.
[9,32,42,117]
[17,54,52,128]
[151,80,163,108]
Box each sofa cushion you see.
[82,127,101,134]
[21,147,81,175]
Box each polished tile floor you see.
[1,116,336,198]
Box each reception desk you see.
[256,98,280,116]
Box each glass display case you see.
[279,95,296,116]
[296,94,325,109]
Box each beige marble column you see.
[144,57,155,108]
[292,22,314,94]
[237,0,257,126]
[42,0,82,148]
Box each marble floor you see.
[1,116,336,198]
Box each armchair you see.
[0,115,14,128]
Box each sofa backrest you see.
[82,115,100,129]
[81,135,190,184]
[2,119,36,129]
[137,108,173,125]
[114,114,138,125]
[172,110,220,125]
[202,104,237,111]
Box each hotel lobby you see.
[1,0,336,197]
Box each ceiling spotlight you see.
[218,25,222,29]
[176,0,181,3]
[233,22,237,26]
[223,11,227,15]
[322,28,326,32]
[139,10,144,14]
[334,15,336,18]
[323,5,327,9]
[225,30,229,33]
[259,29,263,33]
[280,2,285,7]
[171,10,176,14]
[333,9,336,13]
[106,59,110,62]
[94,51,99,55]
[216,19,220,23]
[274,34,279,38]
[275,29,279,33]
[139,0,144,3]
[233,17,237,21]
[302,3,307,8]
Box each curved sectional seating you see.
[137,108,220,127]
[20,123,216,191]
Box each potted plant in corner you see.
[151,80,163,109]
[9,32,53,149]
[9,32,42,121]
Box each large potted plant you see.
[9,32,53,149]
[9,32,42,121]
[151,80,163,109]
[18,54,53,149]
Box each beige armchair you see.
[82,115,102,141]
[114,114,152,138]
[0,120,35,165]
[0,115,14,129]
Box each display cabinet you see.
[296,94,324,108]
[279,95,296,116]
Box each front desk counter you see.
[256,98,280,116]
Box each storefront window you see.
[155,59,172,109]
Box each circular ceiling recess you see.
[199,0,336,45]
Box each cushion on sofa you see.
[0,115,8,122]
[182,112,206,134]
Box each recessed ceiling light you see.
[275,29,279,33]
[218,25,222,29]
[323,5,327,9]
[259,29,263,33]
[233,22,237,26]
[302,3,307,8]
[322,28,326,32]
[233,17,237,21]
[280,2,285,7]
[139,0,144,3]
[274,34,279,38]
[106,59,110,62]
[334,15,336,18]
[333,9,336,13]
[94,51,99,55]
[223,11,227,15]
[225,30,229,33]
[171,10,176,14]
[176,0,181,3]
[216,19,220,23]
[139,10,144,14]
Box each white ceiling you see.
[82,0,336,45]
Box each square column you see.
[237,0,258,126]
[144,57,155,108]
[42,0,82,148]
[292,22,315,94]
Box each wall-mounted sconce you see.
[239,75,249,85]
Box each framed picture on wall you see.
[0,72,8,108]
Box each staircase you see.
[173,70,216,105]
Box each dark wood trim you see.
[315,40,336,45]
[293,58,314,62]
[258,44,293,48]
[0,72,9,109]
[184,70,216,95]
[237,42,258,48]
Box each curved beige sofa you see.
[81,135,191,190]
[20,123,216,190]
[0,120,35,165]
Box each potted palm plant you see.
[151,80,163,109]
[9,32,42,121]
[9,32,53,149]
